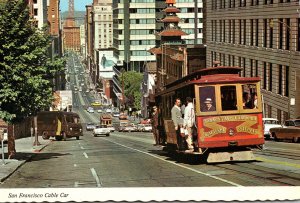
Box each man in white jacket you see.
[183,97,195,152]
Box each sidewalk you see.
[0,136,52,183]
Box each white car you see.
[97,109,103,113]
[263,118,283,139]
[93,125,110,137]
[143,124,153,132]
[87,107,94,113]
[107,125,115,132]
[106,109,112,113]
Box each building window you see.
[250,19,253,46]
[223,20,226,42]
[269,22,273,48]
[239,20,242,44]
[250,59,253,77]
[277,109,282,124]
[279,18,283,49]
[263,19,267,47]
[286,18,290,50]
[243,57,246,77]
[233,20,235,44]
[220,20,222,42]
[298,18,300,51]
[268,105,272,118]
[229,20,231,43]
[263,62,267,89]
[34,8,38,16]
[278,65,282,95]
[211,20,214,41]
[285,66,289,97]
[255,19,259,46]
[232,55,235,66]
[255,60,258,77]
[269,63,272,92]
[243,19,246,45]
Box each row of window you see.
[181,18,203,23]
[180,7,203,13]
[129,19,156,24]
[129,8,155,14]
[212,0,294,10]
[130,40,156,45]
[211,18,300,51]
[130,29,155,35]
[130,50,152,56]
[211,52,290,97]
[182,28,203,34]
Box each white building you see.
[113,0,156,72]
[176,0,203,45]
[33,0,48,29]
[80,24,86,57]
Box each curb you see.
[0,140,52,183]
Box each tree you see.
[0,0,65,157]
[123,71,143,110]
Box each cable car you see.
[156,66,265,163]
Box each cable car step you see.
[207,150,255,163]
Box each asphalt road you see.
[0,53,299,188]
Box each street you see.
[0,53,300,188]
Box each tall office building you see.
[112,0,157,71]
[206,0,300,120]
[93,0,113,50]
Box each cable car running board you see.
[207,150,255,163]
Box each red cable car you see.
[156,66,265,163]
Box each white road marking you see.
[83,152,88,158]
[104,138,242,187]
[90,168,101,187]
[74,164,77,167]
[74,182,79,187]
[81,146,85,150]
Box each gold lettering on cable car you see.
[202,115,258,138]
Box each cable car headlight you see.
[229,128,234,136]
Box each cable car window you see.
[242,84,258,109]
[221,86,237,111]
[66,115,74,123]
[199,86,216,112]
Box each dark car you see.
[86,123,96,131]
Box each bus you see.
[155,66,265,163]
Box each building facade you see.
[112,0,157,71]
[176,0,204,45]
[206,0,300,121]
[33,0,48,29]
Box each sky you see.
[60,0,92,12]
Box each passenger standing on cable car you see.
[171,98,185,150]
[183,97,195,152]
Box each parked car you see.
[106,108,112,113]
[113,112,120,117]
[143,124,153,132]
[122,125,136,132]
[86,123,96,131]
[91,101,101,106]
[137,124,145,132]
[270,126,300,143]
[93,125,110,137]
[107,125,115,132]
[97,109,103,113]
[87,107,94,113]
[263,118,283,139]
[284,119,300,128]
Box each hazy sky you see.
[60,0,92,12]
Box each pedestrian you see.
[151,106,160,146]
[171,98,185,150]
[183,97,195,152]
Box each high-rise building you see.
[93,0,113,50]
[206,1,300,121]
[32,0,48,29]
[112,0,157,71]
[176,0,203,45]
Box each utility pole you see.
[121,68,125,111]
